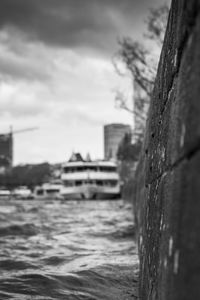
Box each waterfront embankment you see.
[134,0,200,299]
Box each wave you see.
[0,223,38,237]
[0,264,138,300]
[0,259,37,271]
[0,200,138,299]
[88,224,136,241]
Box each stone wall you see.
[135,1,200,299]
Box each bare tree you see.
[113,4,169,142]
[146,4,169,46]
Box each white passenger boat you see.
[34,180,63,200]
[60,160,121,200]
[12,186,34,200]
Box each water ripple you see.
[0,199,138,299]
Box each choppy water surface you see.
[0,199,138,300]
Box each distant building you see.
[104,123,131,161]
[0,133,13,173]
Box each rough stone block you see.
[136,1,200,299]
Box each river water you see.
[0,199,138,300]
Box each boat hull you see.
[60,185,121,200]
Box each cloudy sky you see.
[0,0,169,164]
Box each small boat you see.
[34,180,63,200]
[0,187,11,200]
[12,186,34,200]
[60,155,121,200]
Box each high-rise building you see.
[0,133,13,173]
[0,127,37,174]
[104,123,131,161]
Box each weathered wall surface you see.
[135,0,200,299]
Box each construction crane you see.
[0,126,38,136]
[0,127,38,171]
[5,126,38,135]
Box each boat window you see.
[36,189,44,195]
[64,166,99,172]
[75,181,82,186]
[64,167,69,173]
[79,166,98,171]
[63,167,77,173]
[46,189,60,193]
[87,180,95,184]
[64,166,85,173]
[63,165,117,173]
[77,167,83,172]
[87,166,98,171]
[96,180,103,186]
[103,180,118,186]
[99,166,117,172]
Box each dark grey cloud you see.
[0,0,166,55]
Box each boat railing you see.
[63,179,119,187]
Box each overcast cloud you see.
[0,0,170,163]
[0,0,163,53]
